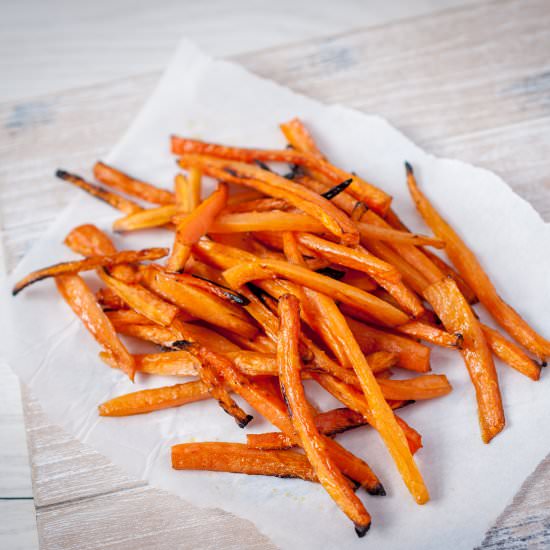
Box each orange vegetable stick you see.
[277,294,372,535]
[64,224,117,256]
[177,155,360,245]
[223,197,290,214]
[93,161,175,205]
[396,320,463,348]
[99,380,210,416]
[376,374,452,401]
[345,317,431,373]
[481,324,541,381]
[222,259,409,327]
[98,268,179,327]
[279,117,324,158]
[113,205,176,232]
[172,137,392,215]
[13,248,169,295]
[172,442,318,482]
[167,182,228,271]
[407,163,550,359]
[142,267,258,338]
[56,275,135,380]
[424,277,505,443]
[56,170,142,214]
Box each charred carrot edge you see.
[407,162,550,359]
[167,182,228,271]
[98,268,179,327]
[396,320,463,348]
[171,442,318,482]
[142,267,258,339]
[196,351,253,428]
[222,258,410,327]
[172,136,392,214]
[177,155,360,245]
[93,161,175,205]
[56,275,135,380]
[376,374,452,401]
[277,294,372,535]
[99,380,210,416]
[481,324,541,381]
[424,277,505,443]
[113,205,176,232]
[56,170,143,214]
[13,248,168,295]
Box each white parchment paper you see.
[3,40,550,549]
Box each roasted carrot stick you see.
[223,197,290,214]
[64,224,117,256]
[407,163,550,359]
[172,442,318,482]
[141,267,258,338]
[98,268,179,327]
[167,182,228,271]
[376,374,452,401]
[172,137,392,214]
[93,161,175,205]
[280,117,324,158]
[56,170,142,214]
[277,294,372,535]
[222,259,409,327]
[99,380,210,416]
[96,287,128,310]
[396,320,463,348]
[56,275,135,380]
[208,212,326,234]
[424,277,505,443]
[177,155,360,245]
[481,324,541,381]
[113,205,176,232]
[13,248,168,295]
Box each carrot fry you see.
[99,380,210,416]
[407,163,550,359]
[422,249,478,304]
[222,259,409,327]
[98,268,179,327]
[345,317,431,373]
[295,233,400,282]
[110,323,184,347]
[64,224,117,256]
[13,248,168,295]
[223,197,290,214]
[97,287,128,310]
[174,173,189,211]
[177,155,360,245]
[172,137,392,214]
[481,324,541,381]
[56,170,142,214]
[277,294,371,535]
[208,212,326,234]
[187,167,202,211]
[113,205,176,232]
[376,374,452,401]
[366,351,399,374]
[167,182,228,271]
[56,275,135,380]
[424,277,505,443]
[93,161,175,205]
[396,320,463,348]
[172,442,318,482]
[358,222,445,248]
[280,118,324,158]
[142,267,258,338]
[196,355,253,428]
[312,373,422,455]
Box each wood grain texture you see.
[1,0,550,547]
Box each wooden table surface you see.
[2,0,550,547]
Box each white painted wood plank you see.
[0,0,474,103]
[0,500,39,550]
[0,362,32,497]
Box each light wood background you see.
[2,0,550,547]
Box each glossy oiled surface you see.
[1,0,550,547]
